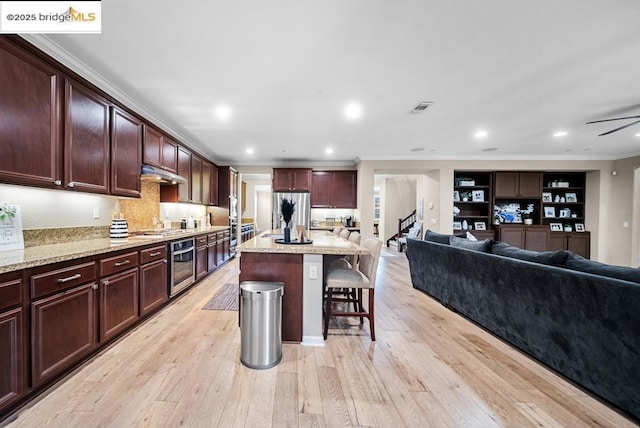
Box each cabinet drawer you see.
[207,234,217,243]
[217,232,225,242]
[31,262,97,300]
[196,235,208,247]
[140,245,167,264]
[100,252,139,277]
[0,278,22,311]
[224,230,230,239]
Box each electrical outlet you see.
[93,207,100,219]
[430,218,437,224]
[309,266,318,279]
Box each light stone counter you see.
[237,230,368,255]
[0,226,230,274]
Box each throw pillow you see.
[466,231,478,241]
[449,236,493,252]
[566,257,640,283]
[424,229,466,244]
[491,243,570,267]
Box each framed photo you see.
[544,206,556,218]
[453,190,460,202]
[542,192,553,203]
[559,208,571,218]
[472,190,485,202]
[575,223,585,232]
[474,222,486,230]
[549,223,563,232]
[453,221,462,231]
[565,192,577,203]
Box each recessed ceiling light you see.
[245,148,254,154]
[325,148,334,154]
[482,147,499,152]
[474,130,488,138]
[553,131,568,137]
[215,105,231,121]
[344,102,363,120]
[636,132,640,137]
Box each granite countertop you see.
[238,230,369,255]
[0,226,230,274]
[310,226,360,231]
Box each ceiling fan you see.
[586,115,640,136]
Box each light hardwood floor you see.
[4,248,638,427]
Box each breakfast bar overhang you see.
[237,230,369,346]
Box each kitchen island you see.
[237,229,369,346]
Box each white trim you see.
[301,336,325,347]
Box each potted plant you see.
[521,203,535,225]
[280,198,296,242]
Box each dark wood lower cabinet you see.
[196,245,208,281]
[498,225,590,258]
[99,268,139,342]
[139,259,168,317]
[31,283,97,386]
[239,252,303,343]
[207,241,217,273]
[549,231,591,259]
[0,307,24,409]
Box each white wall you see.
[381,176,417,242]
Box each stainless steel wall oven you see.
[169,238,195,297]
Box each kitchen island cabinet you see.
[238,230,368,346]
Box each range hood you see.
[140,164,188,185]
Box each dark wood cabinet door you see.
[142,125,162,169]
[524,227,549,251]
[100,268,139,342]
[177,147,191,202]
[196,245,208,280]
[0,39,61,188]
[0,307,24,410]
[210,164,219,205]
[272,168,293,191]
[216,236,225,266]
[202,161,211,205]
[64,79,110,194]
[494,172,519,198]
[207,244,217,273]
[499,226,526,248]
[292,168,312,191]
[547,233,567,251]
[161,136,178,173]
[32,283,97,386]
[518,172,543,197]
[139,259,168,317]
[111,107,142,197]
[311,172,332,207]
[191,155,202,204]
[331,171,357,208]
[568,233,590,259]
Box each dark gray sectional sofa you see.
[406,232,640,421]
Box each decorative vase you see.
[524,218,533,225]
[284,225,291,242]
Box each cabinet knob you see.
[54,180,62,186]
[68,182,75,188]
[92,283,99,290]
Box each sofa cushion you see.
[491,242,569,267]
[566,254,640,283]
[449,236,493,252]
[424,229,466,244]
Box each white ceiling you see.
[31,0,640,165]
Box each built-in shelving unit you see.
[453,171,493,236]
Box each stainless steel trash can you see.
[240,281,284,369]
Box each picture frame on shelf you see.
[544,206,556,218]
[549,223,563,232]
[472,190,485,202]
[457,178,475,187]
[453,190,460,202]
[542,192,553,203]
[453,221,462,230]
[575,223,585,232]
[474,222,486,230]
[565,192,578,203]
[559,208,571,218]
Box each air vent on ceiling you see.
[411,101,434,113]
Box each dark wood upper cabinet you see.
[142,125,177,173]
[64,78,111,194]
[202,161,219,206]
[494,172,542,198]
[159,146,191,203]
[191,155,203,204]
[273,168,312,192]
[311,171,357,208]
[210,163,219,206]
[0,39,61,188]
[111,107,142,198]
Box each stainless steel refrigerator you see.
[272,192,311,230]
